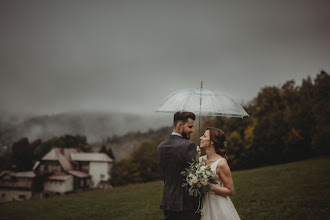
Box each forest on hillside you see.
[111,71,330,185]
[1,71,329,186]
[202,71,329,170]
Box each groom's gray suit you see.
[157,134,200,220]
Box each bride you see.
[199,127,241,220]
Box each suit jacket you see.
[157,135,199,211]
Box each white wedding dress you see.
[200,158,241,220]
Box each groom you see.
[157,111,200,220]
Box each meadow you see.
[0,156,329,220]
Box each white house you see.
[33,148,91,195]
[71,153,113,188]
[43,172,74,195]
[1,148,113,202]
[33,148,113,190]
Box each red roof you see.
[67,170,90,178]
[48,172,73,181]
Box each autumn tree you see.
[210,71,329,169]
[110,135,166,186]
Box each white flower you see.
[181,161,219,198]
[191,175,198,184]
[201,178,208,186]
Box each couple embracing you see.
[157,111,240,220]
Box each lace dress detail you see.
[200,157,241,220]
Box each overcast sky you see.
[1,0,329,116]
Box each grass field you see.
[0,156,329,220]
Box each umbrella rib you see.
[209,90,218,116]
[156,89,189,111]
[213,91,224,115]
[155,93,174,111]
[180,89,195,112]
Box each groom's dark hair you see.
[173,111,195,127]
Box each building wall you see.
[89,162,111,188]
[44,177,73,194]
[37,161,63,173]
[0,189,32,202]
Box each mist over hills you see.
[0,110,172,146]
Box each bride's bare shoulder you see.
[217,159,229,169]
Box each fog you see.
[1,0,329,117]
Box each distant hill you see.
[0,111,172,148]
[105,126,172,159]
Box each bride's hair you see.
[207,127,227,160]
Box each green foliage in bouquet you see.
[181,157,218,197]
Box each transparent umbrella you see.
[156,82,249,135]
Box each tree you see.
[130,140,161,182]
[110,158,139,186]
[59,134,90,151]
[11,138,33,171]
[99,145,116,160]
[99,145,107,154]
[311,71,330,155]
[0,152,12,171]
[110,136,164,186]
[107,147,116,160]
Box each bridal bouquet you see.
[181,157,218,197]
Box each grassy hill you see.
[0,156,329,220]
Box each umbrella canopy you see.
[156,82,249,143]
[156,87,249,118]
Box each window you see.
[100,174,105,179]
[81,179,84,187]
[82,164,89,172]
[1,193,5,198]
[19,194,26,200]
[40,165,44,172]
[3,175,11,181]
